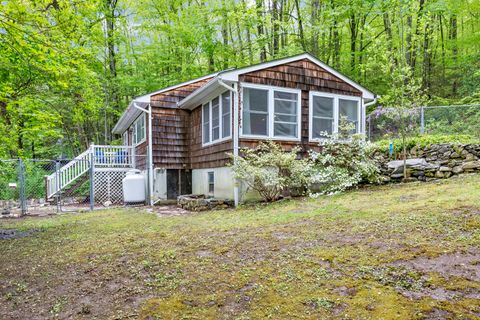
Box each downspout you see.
[133,102,154,206]
[218,78,239,207]
[363,96,378,139]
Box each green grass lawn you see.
[1,175,480,319]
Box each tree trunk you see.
[256,0,267,62]
[104,0,118,144]
[294,0,306,51]
[310,0,320,56]
[449,14,458,96]
[349,12,357,73]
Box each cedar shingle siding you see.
[146,59,362,169]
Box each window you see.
[242,87,269,136]
[212,97,220,141]
[132,114,146,145]
[122,131,129,145]
[242,85,301,140]
[274,91,298,137]
[202,91,232,145]
[311,96,334,138]
[221,92,231,138]
[339,98,359,134]
[203,103,210,144]
[309,92,361,140]
[208,171,214,194]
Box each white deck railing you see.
[92,145,134,168]
[45,145,134,198]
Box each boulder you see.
[465,153,477,161]
[450,152,461,159]
[452,166,464,174]
[439,166,452,172]
[462,161,480,170]
[435,171,445,178]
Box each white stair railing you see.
[45,145,134,199]
[46,149,92,199]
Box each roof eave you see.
[177,78,235,110]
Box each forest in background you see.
[1,0,479,158]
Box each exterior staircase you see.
[45,145,134,199]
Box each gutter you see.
[363,96,378,141]
[364,96,378,108]
[133,102,154,206]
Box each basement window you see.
[208,172,214,194]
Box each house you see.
[46,53,376,206]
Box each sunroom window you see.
[309,92,361,140]
[202,91,232,145]
[132,114,146,145]
[311,96,334,138]
[202,103,210,144]
[242,85,300,139]
[339,98,359,134]
[212,97,220,141]
[242,87,269,136]
[273,91,298,137]
[221,92,231,138]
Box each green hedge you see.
[375,134,480,154]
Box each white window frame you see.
[202,91,232,147]
[240,83,302,141]
[309,91,362,142]
[207,171,214,194]
[122,131,129,146]
[132,113,146,146]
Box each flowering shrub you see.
[228,141,312,202]
[308,132,380,196]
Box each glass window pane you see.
[274,91,297,100]
[221,92,231,138]
[212,98,219,141]
[313,96,334,118]
[222,114,230,137]
[243,113,268,135]
[312,118,333,138]
[243,88,268,135]
[274,99,296,115]
[339,99,359,133]
[274,91,298,138]
[203,103,210,143]
[274,123,297,137]
[244,88,268,112]
[275,114,297,123]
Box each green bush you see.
[308,134,381,195]
[228,141,312,202]
[375,134,480,155]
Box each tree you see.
[378,66,429,180]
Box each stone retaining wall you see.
[377,144,480,182]
[177,194,234,211]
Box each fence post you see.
[420,106,425,134]
[89,152,95,211]
[18,159,27,216]
[55,161,61,213]
[368,115,372,141]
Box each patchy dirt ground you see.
[1,175,480,319]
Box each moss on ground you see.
[1,174,479,319]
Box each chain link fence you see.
[367,104,480,142]
[0,154,150,217]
